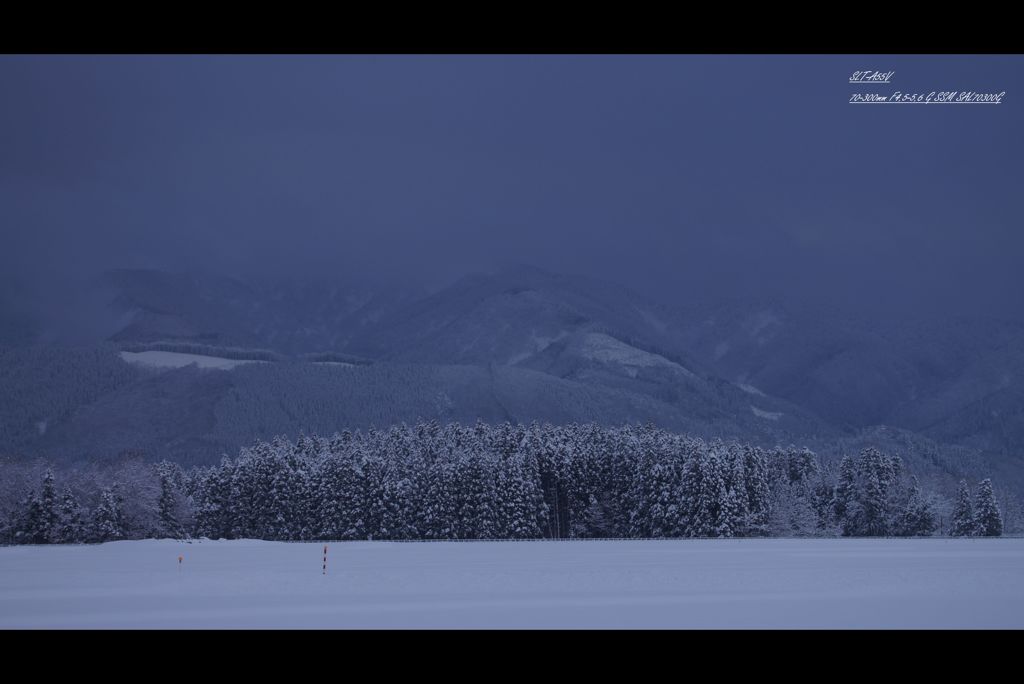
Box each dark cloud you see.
[1,54,1022,319]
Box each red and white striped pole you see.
[323,544,328,575]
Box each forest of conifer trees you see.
[0,422,1007,544]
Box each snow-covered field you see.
[119,350,263,370]
[2,538,1023,628]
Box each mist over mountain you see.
[2,55,1023,512]
[98,268,422,354]
[2,263,1022,504]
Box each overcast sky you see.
[1,54,1022,319]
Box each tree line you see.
[0,421,1006,544]
[950,478,1004,537]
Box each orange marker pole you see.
[178,554,183,571]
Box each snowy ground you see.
[119,350,263,370]
[2,538,1023,628]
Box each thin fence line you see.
[4,534,1023,547]
[271,534,1023,543]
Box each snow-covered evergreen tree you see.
[495,454,543,538]
[687,450,731,537]
[742,446,772,537]
[832,447,919,537]
[833,454,856,527]
[950,480,974,537]
[14,469,60,544]
[0,422,989,544]
[769,480,820,537]
[897,477,936,537]
[861,469,887,536]
[628,455,681,538]
[55,486,85,544]
[16,494,44,544]
[38,469,60,543]
[156,461,185,539]
[973,478,1003,537]
[463,450,499,539]
[315,450,366,540]
[91,486,125,542]
[193,458,235,539]
[418,456,457,539]
[724,447,750,537]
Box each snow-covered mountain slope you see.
[95,265,1024,455]
[676,298,1024,447]
[30,356,835,467]
[515,329,830,438]
[675,298,917,428]
[99,269,420,354]
[344,265,693,366]
[5,264,1024,495]
[119,350,265,370]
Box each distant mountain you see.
[345,265,693,365]
[3,264,1024,497]
[917,388,1024,459]
[31,359,824,468]
[674,298,917,428]
[515,329,830,439]
[676,298,1024,433]
[99,269,420,354]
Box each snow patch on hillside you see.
[636,307,668,333]
[751,406,782,421]
[580,333,694,378]
[506,331,566,365]
[120,351,264,370]
[739,383,766,397]
[746,310,782,345]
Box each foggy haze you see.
[6,53,1024,556]
[2,54,1022,322]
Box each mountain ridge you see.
[2,264,1023,496]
